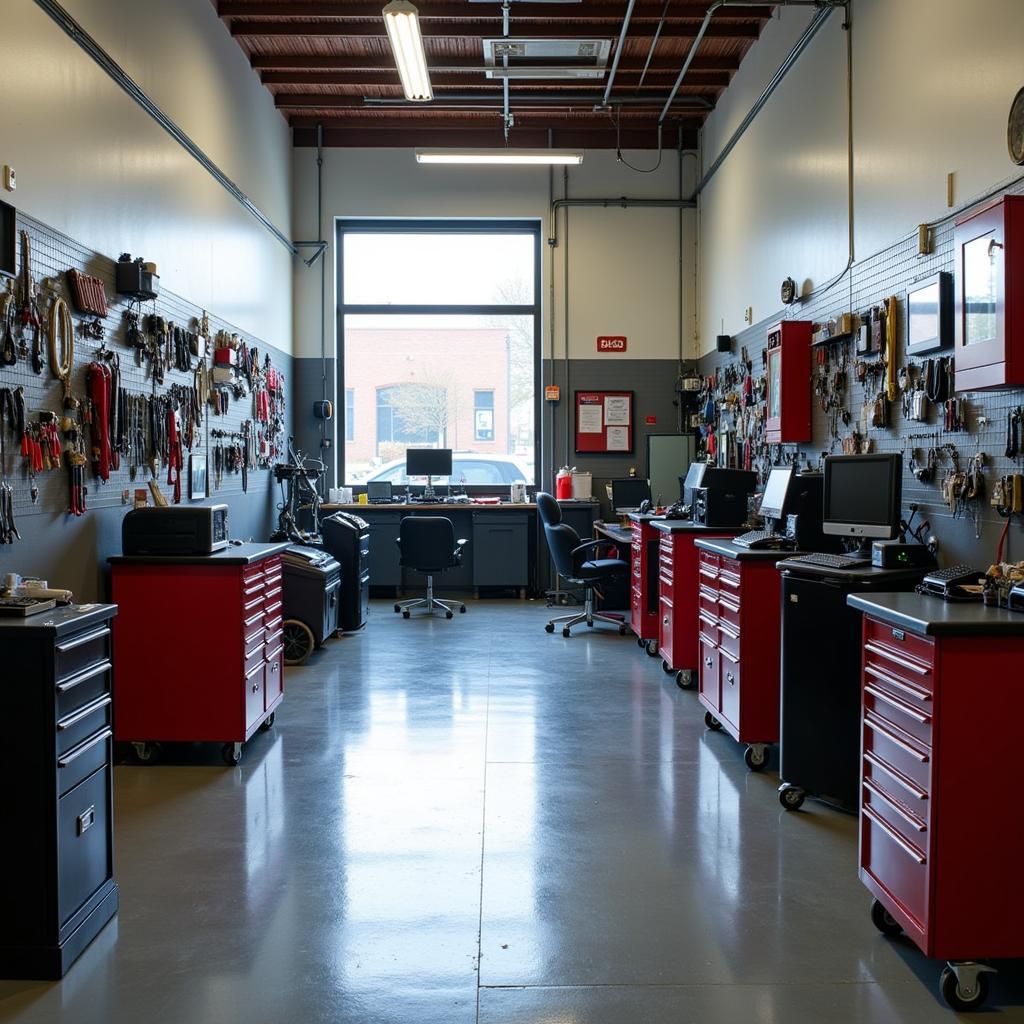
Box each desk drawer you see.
[861,805,928,931]
[864,684,932,748]
[57,766,112,927]
[57,694,112,757]
[55,624,112,685]
[56,661,111,721]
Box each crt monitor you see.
[611,478,651,512]
[823,454,902,541]
[405,448,453,478]
[758,465,795,524]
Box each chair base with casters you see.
[544,584,627,637]
[394,575,467,620]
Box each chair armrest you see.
[571,538,619,569]
[571,539,610,559]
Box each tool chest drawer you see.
[55,623,112,684]
[861,803,929,931]
[57,766,113,928]
[56,661,111,721]
[717,594,741,631]
[864,618,935,674]
[57,694,112,757]
[864,682,932,748]
[863,712,931,797]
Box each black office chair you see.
[394,516,468,620]
[537,492,628,637]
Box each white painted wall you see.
[291,146,695,363]
[0,0,293,348]
[697,0,1024,354]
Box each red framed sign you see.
[575,390,634,454]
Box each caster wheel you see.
[870,899,903,937]
[939,966,989,1012]
[587,621,594,628]
[260,713,276,732]
[446,611,454,619]
[645,640,659,657]
[545,623,555,633]
[562,627,571,638]
[282,619,315,666]
[460,605,466,613]
[221,743,242,767]
[394,604,401,613]
[662,661,674,675]
[637,636,644,648]
[704,711,722,731]
[132,741,161,765]
[779,786,806,811]
[619,625,628,636]
[402,611,410,619]
[744,744,769,772]
[676,669,695,690]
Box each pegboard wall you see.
[0,209,292,534]
[698,177,1024,569]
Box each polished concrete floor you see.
[1,599,1022,1023]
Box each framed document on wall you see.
[575,390,634,454]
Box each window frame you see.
[336,219,542,493]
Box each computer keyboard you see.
[783,552,871,570]
[733,530,792,550]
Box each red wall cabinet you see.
[110,544,286,765]
[765,320,812,443]
[954,194,1024,391]
[695,544,783,771]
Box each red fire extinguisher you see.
[555,466,573,500]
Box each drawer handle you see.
[864,751,928,801]
[244,610,264,628]
[56,660,111,693]
[77,805,96,837]
[698,611,718,628]
[699,632,717,648]
[264,600,283,616]
[719,648,738,665]
[865,664,931,702]
[865,641,930,676]
[58,728,112,768]
[245,660,263,681]
[865,684,931,725]
[720,575,740,589]
[266,644,284,662]
[718,621,740,641]
[863,806,926,864]
[719,598,740,615]
[57,694,112,731]
[864,715,930,763]
[864,778,927,832]
[245,625,266,646]
[726,671,735,685]
[56,625,110,653]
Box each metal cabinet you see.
[366,512,403,587]
[472,513,529,586]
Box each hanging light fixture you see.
[382,1,433,102]
[415,149,584,166]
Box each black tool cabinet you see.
[0,604,119,979]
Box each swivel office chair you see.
[537,492,628,637]
[394,516,468,620]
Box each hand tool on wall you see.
[884,295,898,403]
[17,231,41,370]
[48,295,74,405]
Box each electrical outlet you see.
[744,306,753,325]
[2,166,15,192]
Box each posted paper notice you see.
[604,396,630,425]
[578,405,603,433]
[606,426,629,451]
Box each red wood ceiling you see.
[216,1,772,148]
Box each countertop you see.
[322,502,539,512]
[0,602,116,636]
[650,520,741,535]
[695,538,801,561]
[847,591,1024,637]
[109,541,290,566]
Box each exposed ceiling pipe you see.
[364,94,712,107]
[636,0,672,91]
[602,0,638,107]
[658,0,840,126]
[690,2,837,196]
[547,196,696,248]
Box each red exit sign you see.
[596,335,628,353]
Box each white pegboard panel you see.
[0,211,291,526]
[699,178,1024,566]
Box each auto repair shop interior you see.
[3,0,1024,1021]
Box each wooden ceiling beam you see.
[250,53,741,71]
[230,21,761,39]
[220,2,770,20]
[261,68,731,86]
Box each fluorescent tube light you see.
[415,149,585,165]
[382,1,432,102]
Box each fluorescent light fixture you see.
[382,0,432,102]
[415,149,585,165]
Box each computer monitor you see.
[611,478,651,513]
[366,480,392,502]
[758,465,794,524]
[681,462,708,504]
[823,454,902,546]
[405,448,453,478]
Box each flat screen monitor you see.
[758,465,794,522]
[367,480,392,501]
[406,448,453,478]
[647,434,696,506]
[823,454,902,540]
[611,478,651,512]
[682,462,708,504]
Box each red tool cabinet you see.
[652,522,736,688]
[693,541,784,771]
[110,542,288,766]
[629,514,661,652]
[847,592,1024,1012]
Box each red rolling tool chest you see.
[693,540,786,772]
[847,591,1024,1012]
[110,542,288,766]
[629,514,661,653]
[651,522,737,688]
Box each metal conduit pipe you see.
[547,197,696,248]
[603,0,638,107]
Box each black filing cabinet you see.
[472,511,529,590]
[366,510,404,588]
[0,604,119,978]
